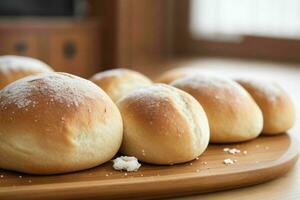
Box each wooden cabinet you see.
[0,34,41,57]
[0,19,101,78]
[46,21,101,77]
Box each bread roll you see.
[0,55,53,89]
[0,72,123,174]
[236,79,295,135]
[90,68,152,102]
[117,84,210,165]
[156,67,202,84]
[172,75,263,143]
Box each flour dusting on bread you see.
[0,55,51,75]
[237,79,281,102]
[0,73,101,109]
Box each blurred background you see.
[0,2,299,198]
[0,0,300,77]
[1,0,299,137]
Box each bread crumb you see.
[243,150,248,155]
[124,173,128,176]
[196,157,199,160]
[28,180,32,183]
[141,149,146,156]
[203,161,207,165]
[223,158,234,165]
[190,163,193,166]
[223,148,230,152]
[18,176,22,178]
[0,175,3,178]
[112,156,141,172]
[223,148,240,154]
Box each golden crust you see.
[172,75,263,143]
[0,55,53,89]
[117,84,210,165]
[0,72,123,174]
[90,68,152,102]
[236,79,295,134]
[155,67,203,84]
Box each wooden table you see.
[134,57,300,200]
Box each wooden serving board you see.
[0,134,298,200]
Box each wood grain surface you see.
[0,134,297,200]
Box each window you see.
[172,0,300,60]
[190,0,300,40]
